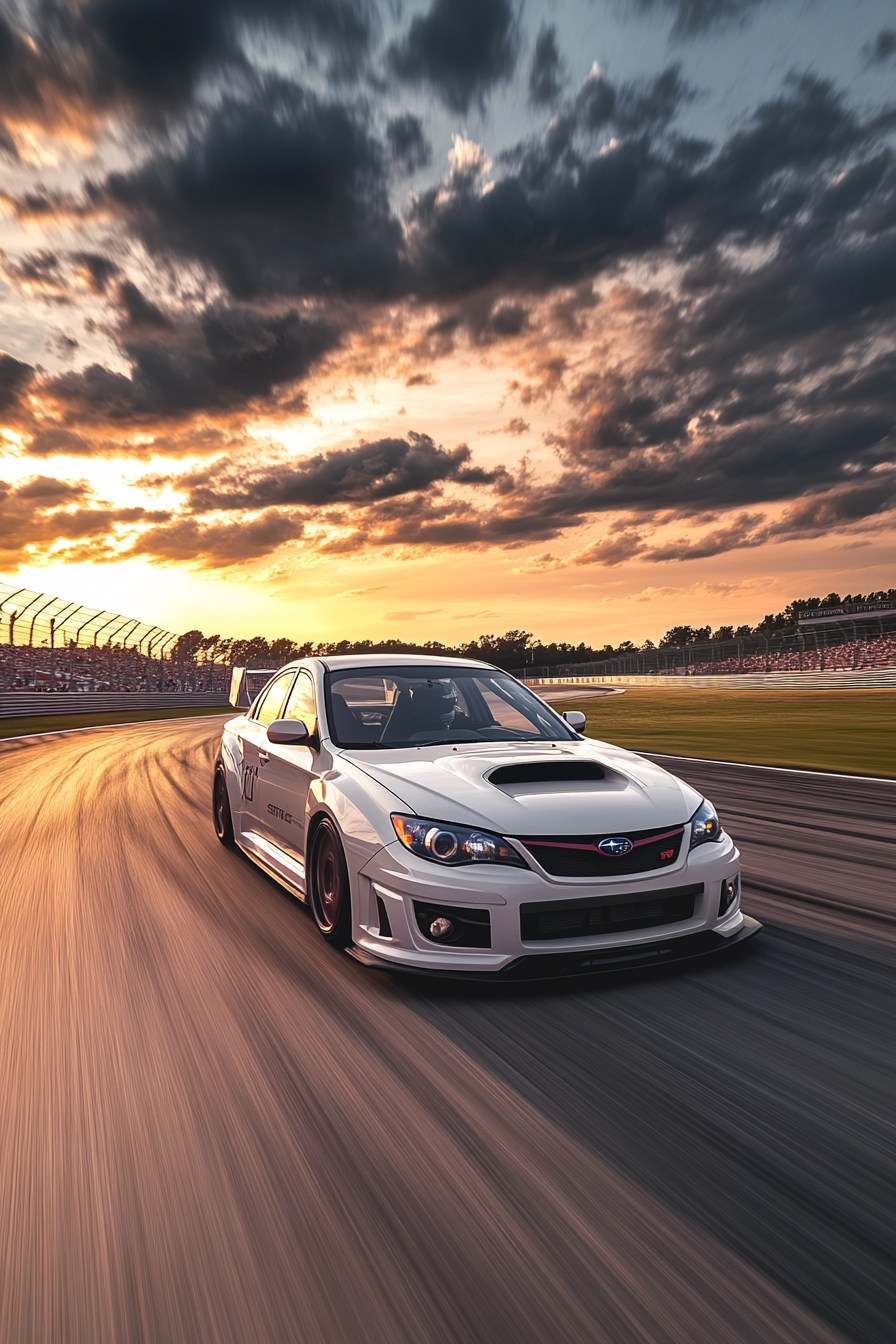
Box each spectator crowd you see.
[0,641,230,694]
[670,635,896,676]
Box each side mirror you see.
[562,710,586,730]
[267,718,310,745]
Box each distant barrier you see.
[524,669,896,690]
[0,691,230,720]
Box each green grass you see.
[0,703,230,740]
[4,688,892,775]
[555,686,896,777]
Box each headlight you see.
[391,815,528,867]
[689,798,723,849]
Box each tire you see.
[213,765,235,846]
[309,818,352,947]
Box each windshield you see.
[324,665,578,749]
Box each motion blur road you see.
[0,717,892,1344]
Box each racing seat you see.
[328,692,381,743]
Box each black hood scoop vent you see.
[489,761,605,786]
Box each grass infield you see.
[555,686,895,778]
[0,703,230,740]
[1,689,892,776]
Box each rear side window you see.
[253,671,295,727]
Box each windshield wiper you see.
[337,741,393,750]
[409,735,486,747]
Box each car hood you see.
[339,739,702,836]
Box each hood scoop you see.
[489,761,606,787]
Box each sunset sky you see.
[1,0,894,647]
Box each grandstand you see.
[0,582,228,694]
[513,609,896,681]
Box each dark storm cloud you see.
[0,474,165,565]
[526,70,896,552]
[528,24,565,107]
[562,338,896,519]
[103,85,402,301]
[47,300,339,423]
[574,64,695,136]
[72,253,121,295]
[83,0,375,100]
[677,74,896,254]
[114,280,174,331]
[862,29,896,67]
[401,63,700,300]
[407,142,682,299]
[179,433,506,511]
[387,0,519,113]
[386,115,432,175]
[622,0,769,39]
[0,351,34,413]
[1,250,70,301]
[0,0,376,154]
[31,62,694,309]
[128,510,303,567]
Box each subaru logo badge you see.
[598,836,633,856]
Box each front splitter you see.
[346,914,762,983]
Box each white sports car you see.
[214,655,759,979]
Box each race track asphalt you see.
[0,717,892,1344]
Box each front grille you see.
[518,824,685,877]
[520,883,701,942]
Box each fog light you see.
[719,877,738,917]
[429,916,454,939]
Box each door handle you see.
[258,750,270,766]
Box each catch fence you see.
[0,581,229,694]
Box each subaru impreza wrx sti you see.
[213,655,759,979]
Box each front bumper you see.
[348,914,762,981]
[353,834,756,977]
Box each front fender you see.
[307,765,404,877]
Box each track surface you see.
[0,718,892,1344]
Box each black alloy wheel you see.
[310,819,352,947]
[213,766,235,846]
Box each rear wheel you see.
[309,819,352,946]
[213,766,235,846]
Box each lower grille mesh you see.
[520,884,702,942]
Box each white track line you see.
[641,751,894,784]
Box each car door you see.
[237,670,295,835]
[253,668,319,864]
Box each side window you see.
[282,670,316,729]
[254,672,295,727]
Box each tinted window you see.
[254,671,295,727]
[325,666,576,749]
[282,670,316,729]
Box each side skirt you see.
[237,831,308,903]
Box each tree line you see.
[169,589,895,672]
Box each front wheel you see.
[309,819,352,947]
[213,765,235,846]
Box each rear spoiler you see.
[229,667,278,709]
